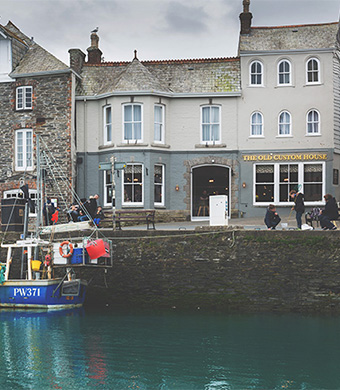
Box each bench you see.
[114,209,156,230]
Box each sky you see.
[0,0,339,65]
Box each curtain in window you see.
[154,106,163,142]
[251,112,263,136]
[307,110,319,134]
[279,112,291,135]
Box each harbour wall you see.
[81,229,340,313]
[2,229,340,313]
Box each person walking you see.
[290,189,305,230]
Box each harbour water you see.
[0,308,340,389]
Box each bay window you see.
[123,164,143,205]
[123,104,142,142]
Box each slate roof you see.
[78,57,241,96]
[1,21,69,76]
[239,22,338,53]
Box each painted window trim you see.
[249,60,263,86]
[122,163,144,207]
[306,57,321,85]
[122,103,143,143]
[16,86,33,110]
[253,161,325,206]
[15,128,33,171]
[278,110,292,137]
[154,104,165,144]
[250,111,264,137]
[277,59,292,86]
[200,104,221,145]
[103,170,113,207]
[306,109,321,136]
[103,105,112,145]
[154,164,165,207]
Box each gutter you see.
[240,48,335,57]
[75,91,242,101]
[10,68,82,80]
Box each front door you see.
[192,165,230,220]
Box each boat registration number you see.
[13,288,41,297]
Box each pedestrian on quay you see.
[319,193,338,230]
[264,204,281,230]
[93,206,105,227]
[289,189,305,230]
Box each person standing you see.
[290,189,305,230]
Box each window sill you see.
[154,205,166,209]
[305,133,321,137]
[121,204,144,208]
[117,143,149,147]
[275,84,294,88]
[195,143,226,148]
[304,82,323,87]
[276,135,293,138]
[248,84,265,88]
[249,135,264,139]
[99,143,115,149]
[151,143,170,149]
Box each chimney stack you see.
[69,48,86,74]
[239,0,252,35]
[87,31,102,64]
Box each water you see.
[0,308,340,389]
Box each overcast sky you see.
[1,0,339,65]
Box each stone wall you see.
[2,229,340,313]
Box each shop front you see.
[239,151,331,217]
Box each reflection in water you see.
[0,309,340,389]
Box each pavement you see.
[120,216,314,231]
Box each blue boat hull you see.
[0,279,87,310]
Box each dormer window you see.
[16,86,33,110]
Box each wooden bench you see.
[114,209,156,230]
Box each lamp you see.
[242,182,246,188]
[175,185,179,191]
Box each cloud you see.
[164,1,208,34]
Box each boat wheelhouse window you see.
[61,280,80,296]
[3,189,37,215]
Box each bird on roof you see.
[91,27,99,33]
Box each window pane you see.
[134,123,141,140]
[256,184,274,202]
[154,185,162,203]
[202,125,210,141]
[211,107,219,123]
[211,124,220,141]
[154,106,162,122]
[256,165,274,183]
[154,123,161,141]
[25,88,32,108]
[124,123,132,140]
[304,184,322,201]
[202,107,210,123]
[134,105,141,121]
[124,105,132,121]
[304,164,322,182]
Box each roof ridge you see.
[84,56,239,67]
[252,21,338,30]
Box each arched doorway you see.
[192,165,230,220]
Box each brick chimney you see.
[239,0,252,35]
[87,31,102,64]
[68,48,86,74]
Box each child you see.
[93,206,105,227]
[264,204,281,230]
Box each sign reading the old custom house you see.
[242,153,327,162]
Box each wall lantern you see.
[242,182,246,188]
[175,185,180,191]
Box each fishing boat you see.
[0,136,111,310]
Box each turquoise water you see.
[0,309,340,389]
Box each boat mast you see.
[36,136,42,238]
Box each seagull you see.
[91,27,99,33]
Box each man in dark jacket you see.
[319,194,338,230]
[264,204,281,230]
[290,190,305,229]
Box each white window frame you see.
[277,59,291,86]
[200,105,221,144]
[15,129,33,171]
[249,60,263,86]
[103,105,112,145]
[306,109,321,136]
[103,170,114,207]
[154,104,165,144]
[154,164,165,207]
[250,111,264,137]
[306,58,320,85]
[3,189,37,216]
[278,111,292,137]
[16,86,33,110]
[253,161,325,206]
[122,103,143,143]
[122,163,144,207]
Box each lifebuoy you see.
[59,241,74,258]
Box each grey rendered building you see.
[72,1,340,220]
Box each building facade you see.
[0,21,77,217]
[71,1,340,220]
